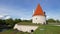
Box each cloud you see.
[0,14,11,19]
[4,16,11,19]
[21,17,32,20]
[0,6,32,19]
[0,15,4,19]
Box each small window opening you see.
[31,30,34,32]
[36,18,37,20]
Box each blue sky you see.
[0,0,60,20]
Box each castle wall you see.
[14,24,38,33]
[32,16,46,24]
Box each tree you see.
[0,19,6,25]
[5,18,14,25]
[14,19,21,24]
[47,19,56,23]
[56,20,60,23]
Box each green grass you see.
[0,29,29,34]
[17,22,40,26]
[33,25,60,34]
[0,24,60,34]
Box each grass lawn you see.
[17,22,40,26]
[0,29,29,34]
[0,24,60,34]
[33,25,60,34]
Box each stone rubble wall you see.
[14,24,38,32]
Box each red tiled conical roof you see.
[33,4,44,16]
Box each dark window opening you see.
[31,30,34,32]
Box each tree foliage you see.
[14,19,21,23]
[0,18,60,29]
[5,18,14,25]
[47,18,60,23]
[0,18,21,29]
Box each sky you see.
[0,0,60,20]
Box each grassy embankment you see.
[33,25,60,34]
[0,22,60,34]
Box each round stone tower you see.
[32,4,46,24]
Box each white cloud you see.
[0,15,4,17]
[0,14,11,19]
[4,16,11,19]
[20,16,32,20]
[0,15,4,19]
[0,5,32,20]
